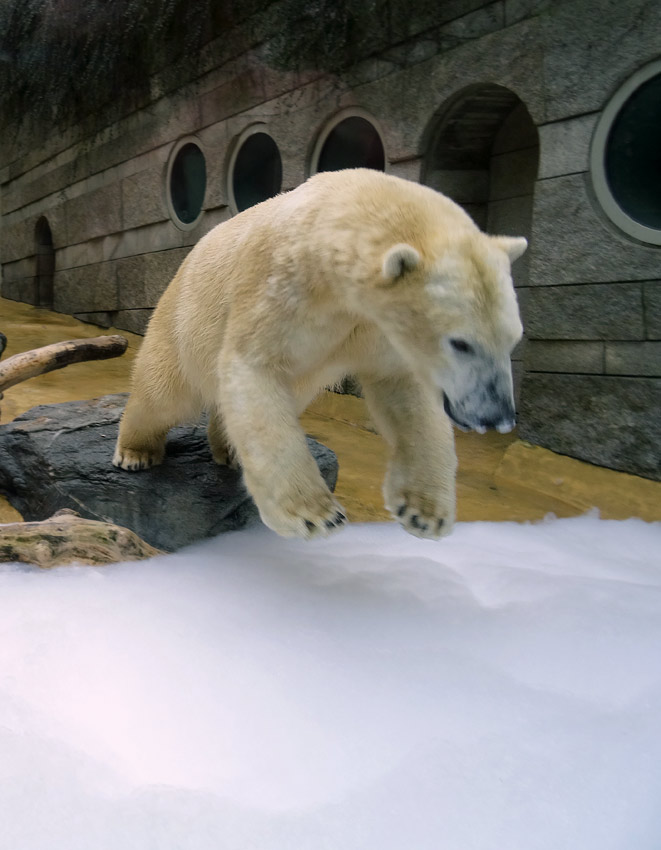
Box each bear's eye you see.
[450,338,474,355]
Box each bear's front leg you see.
[360,373,457,540]
[219,358,347,540]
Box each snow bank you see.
[1,516,661,849]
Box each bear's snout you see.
[443,391,516,435]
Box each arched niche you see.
[422,84,539,289]
[422,85,540,401]
[34,216,55,309]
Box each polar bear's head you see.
[376,232,527,434]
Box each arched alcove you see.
[34,217,55,309]
[422,85,539,400]
[422,84,539,287]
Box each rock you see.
[0,394,339,551]
[0,508,162,568]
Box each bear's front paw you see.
[385,489,455,541]
[255,486,348,541]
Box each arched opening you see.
[34,217,55,309]
[311,111,386,175]
[422,85,539,399]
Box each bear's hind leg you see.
[113,394,172,471]
[113,379,200,471]
[207,407,238,467]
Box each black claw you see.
[305,520,316,531]
[436,518,444,532]
[397,504,407,518]
[325,511,347,530]
[410,514,421,529]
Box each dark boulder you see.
[0,394,338,551]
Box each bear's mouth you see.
[442,393,472,432]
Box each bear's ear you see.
[381,243,421,283]
[491,236,528,263]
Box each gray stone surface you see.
[489,146,539,201]
[121,168,168,230]
[605,342,661,378]
[530,174,661,285]
[73,311,114,328]
[541,0,661,123]
[53,263,119,314]
[112,309,153,335]
[2,256,35,283]
[357,16,545,160]
[504,0,553,25]
[525,340,604,373]
[1,278,38,305]
[116,248,189,308]
[64,182,123,244]
[0,395,339,552]
[437,2,504,52]
[0,218,36,265]
[518,373,661,481]
[519,283,644,341]
[644,283,661,340]
[537,114,597,179]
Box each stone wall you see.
[1,0,660,479]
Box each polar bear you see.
[114,168,526,540]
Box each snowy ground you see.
[1,515,661,849]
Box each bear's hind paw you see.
[112,445,164,471]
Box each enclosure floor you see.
[1,296,660,526]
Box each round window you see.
[591,62,661,244]
[313,114,386,174]
[168,140,206,228]
[229,130,282,214]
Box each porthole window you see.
[228,126,283,214]
[311,110,386,174]
[166,138,206,229]
[591,61,661,245]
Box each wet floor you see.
[1,295,660,527]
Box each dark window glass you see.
[317,117,385,173]
[232,133,283,212]
[170,143,206,224]
[605,74,661,229]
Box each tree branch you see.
[0,335,128,393]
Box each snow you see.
[1,515,661,849]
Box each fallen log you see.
[0,509,162,567]
[0,334,128,393]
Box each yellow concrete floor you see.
[1,296,660,527]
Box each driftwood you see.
[0,334,128,393]
[0,509,162,568]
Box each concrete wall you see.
[1,0,660,479]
